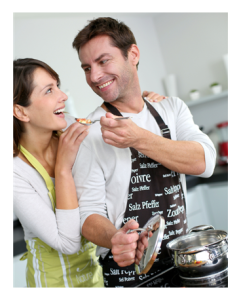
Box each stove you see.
[170,268,228,288]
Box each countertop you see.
[13,164,228,257]
[186,164,228,190]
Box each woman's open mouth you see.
[54,107,65,118]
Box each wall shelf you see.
[185,90,228,107]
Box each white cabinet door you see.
[186,182,228,232]
[203,182,228,232]
[13,253,27,287]
[186,184,212,230]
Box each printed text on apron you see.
[99,99,188,287]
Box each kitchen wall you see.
[152,13,228,100]
[13,13,167,118]
[13,12,228,131]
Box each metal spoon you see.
[75,116,131,125]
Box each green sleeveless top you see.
[19,145,104,287]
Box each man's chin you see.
[96,92,118,103]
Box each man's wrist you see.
[132,127,151,151]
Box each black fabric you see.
[101,99,188,287]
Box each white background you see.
[2,0,238,295]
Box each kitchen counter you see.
[13,164,228,257]
[186,164,228,189]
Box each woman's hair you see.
[72,17,139,69]
[13,58,60,157]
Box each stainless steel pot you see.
[166,225,228,278]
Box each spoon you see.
[75,116,131,125]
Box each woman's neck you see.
[20,130,55,157]
[18,128,58,177]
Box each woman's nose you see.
[60,90,68,102]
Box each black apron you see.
[99,99,188,287]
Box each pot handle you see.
[188,225,215,234]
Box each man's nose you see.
[90,66,103,84]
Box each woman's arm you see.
[55,122,89,209]
[13,172,81,255]
[13,122,89,255]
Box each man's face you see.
[79,35,135,103]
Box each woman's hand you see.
[55,122,89,174]
[142,91,167,103]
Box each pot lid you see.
[128,214,165,275]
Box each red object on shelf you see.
[216,121,228,128]
[216,121,228,165]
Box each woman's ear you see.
[13,104,30,122]
[128,44,140,67]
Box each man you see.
[71,17,216,287]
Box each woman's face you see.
[26,67,68,132]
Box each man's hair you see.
[72,17,139,69]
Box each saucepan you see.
[128,217,228,279]
[166,225,228,278]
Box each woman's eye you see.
[46,88,52,94]
[101,60,108,64]
[84,67,91,72]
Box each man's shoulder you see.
[149,96,187,115]
[86,106,106,119]
[152,96,184,108]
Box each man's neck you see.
[101,94,144,114]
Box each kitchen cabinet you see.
[13,253,27,287]
[186,181,228,232]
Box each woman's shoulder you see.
[13,156,39,184]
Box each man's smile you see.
[97,79,114,90]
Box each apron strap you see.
[144,100,171,139]
[104,102,122,117]
[104,99,171,139]
[19,145,56,212]
[103,98,171,157]
[103,101,138,155]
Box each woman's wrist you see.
[55,166,72,178]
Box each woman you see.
[13,58,165,287]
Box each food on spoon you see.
[76,118,92,124]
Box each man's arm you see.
[100,98,215,176]
[72,136,140,267]
[82,215,140,267]
[100,117,205,175]
[134,131,205,175]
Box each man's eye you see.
[101,60,108,64]
[84,67,91,72]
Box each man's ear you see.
[13,104,30,122]
[128,44,140,67]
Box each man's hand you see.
[100,112,144,148]
[111,220,140,267]
[142,91,167,103]
[135,230,153,266]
